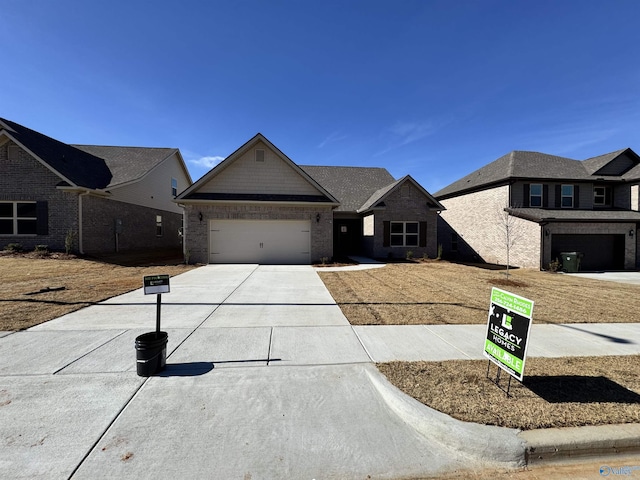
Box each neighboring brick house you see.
[175,133,444,264]
[0,118,192,255]
[435,149,640,271]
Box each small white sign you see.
[143,275,170,295]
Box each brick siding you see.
[184,204,333,264]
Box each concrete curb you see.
[519,424,640,464]
[364,364,527,467]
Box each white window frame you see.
[593,185,611,206]
[561,184,574,208]
[171,178,178,197]
[390,221,419,247]
[0,201,37,236]
[156,215,163,237]
[529,183,543,207]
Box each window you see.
[0,202,37,235]
[561,185,574,208]
[171,178,178,197]
[390,221,418,247]
[451,233,458,252]
[156,215,163,237]
[530,184,543,207]
[594,185,612,206]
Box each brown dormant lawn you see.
[319,261,640,430]
[318,260,640,325]
[0,253,196,331]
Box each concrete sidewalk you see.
[0,264,638,479]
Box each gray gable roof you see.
[73,145,179,187]
[358,175,445,213]
[177,134,339,205]
[300,165,395,212]
[435,148,640,199]
[1,117,112,189]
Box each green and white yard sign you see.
[483,288,534,382]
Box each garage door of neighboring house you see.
[551,234,625,271]
[209,219,311,264]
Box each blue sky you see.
[2,0,640,192]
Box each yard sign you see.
[483,288,534,382]
[143,275,170,295]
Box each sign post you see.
[483,287,534,394]
[143,275,170,334]
[136,275,171,377]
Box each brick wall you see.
[366,182,440,260]
[1,141,183,254]
[439,186,541,268]
[184,203,333,264]
[82,195,183,254]
[0,141,78,251]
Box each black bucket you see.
[135,331,168,377]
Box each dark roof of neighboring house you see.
[0,117,113,189]
[435,148,640,200]
[300,165,395,212]
[73,145,178,187]
[507,207,640,223]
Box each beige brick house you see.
[175,134,444,264]
[435,149,640,271]
[0,118,191,255]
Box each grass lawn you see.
[0,251,196,331]
[319,261,640,430]
[2,255,639,430]
[318,260,640,325]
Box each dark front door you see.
[334,219,363,257]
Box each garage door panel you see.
[551,234,624,271]
[210,220,310,264]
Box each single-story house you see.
[0,117,192,254]
[175,133,444,264]
[434,148,640,270]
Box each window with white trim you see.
[171,178,178,197]
[530,184,543,207]
[156,215,163,237]
[0,202,37,235]
[561,184,574,208]
[593,185,611,206]
[390,221,419,247]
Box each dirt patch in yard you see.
[379,356,640,430]
[318,261,640,325]
[0,253,197,331]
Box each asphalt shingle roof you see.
[507,207,640,223]
[1,117,113,189]
[435,149,640,199]
[73,145,177,187]
[300,166,396,212]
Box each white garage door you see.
[209,219,311,264]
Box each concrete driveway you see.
[568,271,640,285]
[0,265,524,479]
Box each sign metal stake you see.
[156,293,161,337]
